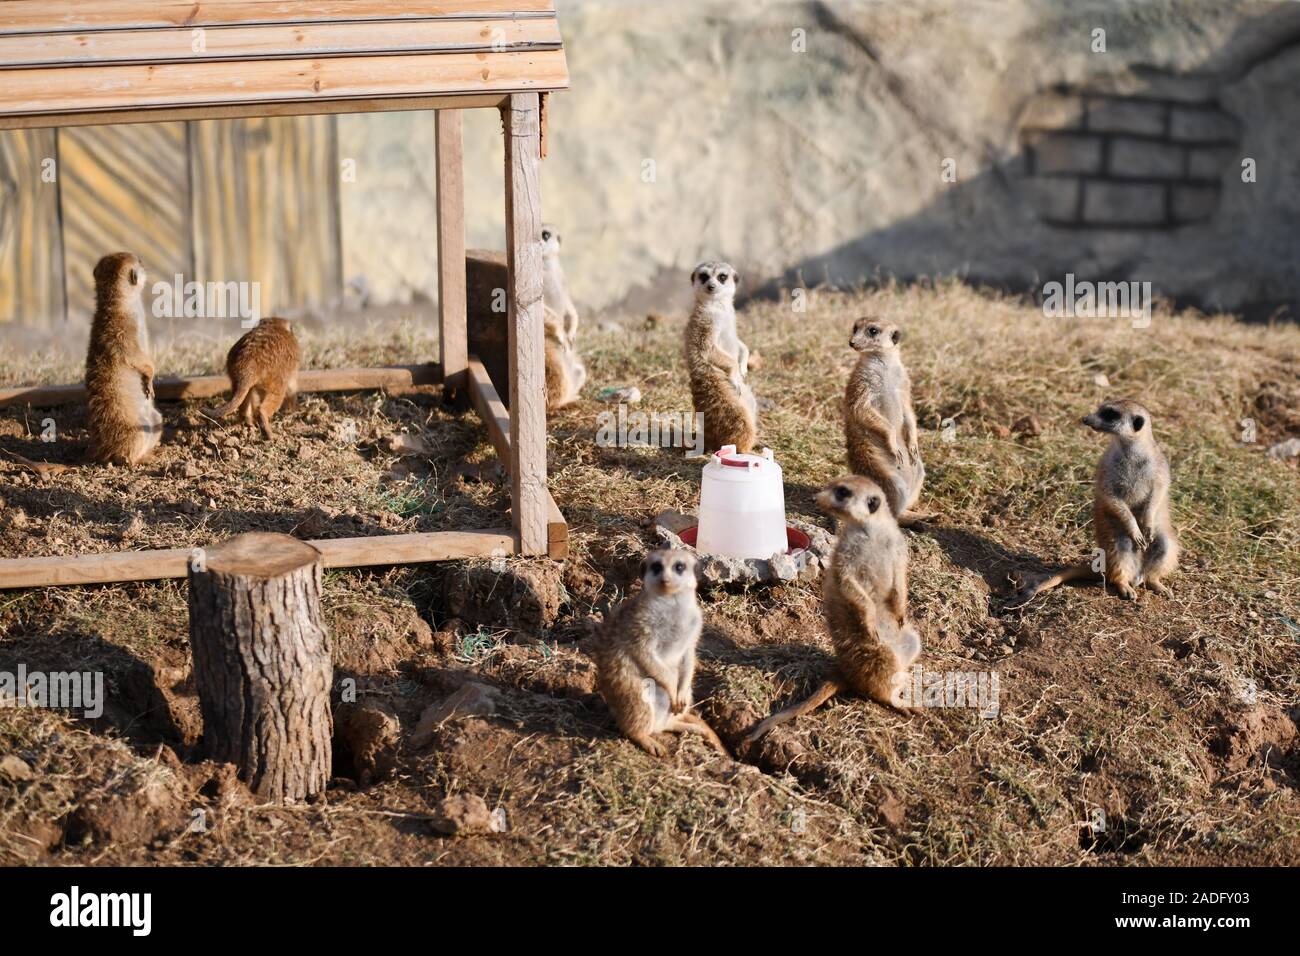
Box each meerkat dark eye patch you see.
[673,561,686,575]
[1132,415,1145,432]
[650,560,664,576]
[1099,408,1120,422]
[868,495,881,513]
[834,485,852,502]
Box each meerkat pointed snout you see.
[1014,397,1179,604]
[84,252,163,466]
[743,476,921,746]
[843,316,927,525]
[684,260,758,454]
[591,548,728,759]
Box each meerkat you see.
[743,475,920,745]
[591,549,729,758]
[844,317,927,525]
[209,318,301,439]
[541,224,580,351]
[684,260,758,454]
[1013,398,1179,603]
[84,252,163,466]
[544,305,586,410]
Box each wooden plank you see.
[0,1,558,35]
[190,114,340,316]
[0,128,63,323]
[0,51,571,118]
[468,355,566,559]
[57,122,190,324]
[0,93,512,132]
[0,528,517,589]
[0,19,562,68]
[0,363,441,407]
[436,110,468,405]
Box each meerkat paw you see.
[631,734,669,758]
[1146,579,1172,597]
[1115,582,1139,601]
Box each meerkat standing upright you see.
[743,476,920,745]
[84,252,163,466]
[684,260,758,454]
[1014,398,1179,602]
[844,317,926,524]
[543,305,586,410]
[209,317,301,439]
[540,225,580,351]
[591,549,728,758]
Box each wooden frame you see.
[0,2,569,589]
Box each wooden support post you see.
[503,92,548,556]
[187,533,333,804]
[436,109,468,407]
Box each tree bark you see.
[187,532,333,803]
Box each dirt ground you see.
[1,282,1298,866]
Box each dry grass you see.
[2,280,1298,866]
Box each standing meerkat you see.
[1014,398,1179,602]
[209,318,301,439]
[541,225,580,350]
[844,317,926,524]
[543,305,586,410]
[684,260,758,454]
[743,475,920,745]
[84,252,163,466]
[591,549,728,758]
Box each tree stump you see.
[187,532,333,803]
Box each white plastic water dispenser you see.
[694,445,788,560]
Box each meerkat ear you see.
[732,270,740,288]
[1132,415,1145,432]
[892,329,902,345]
[868,495,881,514]
[128,267,140,285]
[638,558,648,579]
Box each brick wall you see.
[1018,90,1239,229]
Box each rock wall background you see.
[340,0,1300,321]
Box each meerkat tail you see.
[0,448,71,477]
[665,712,730,757]
[896,510,936,528]
[208,380,255,420]
[1011,562,1096,606]
[742,678,843,746]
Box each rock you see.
[334,699,402,785]
[182,462,202,479]
[429,793,495,835]
[1212,705,1298,773]
[1266,437,1300,461]
[876,788,908,830]
[384,432,433,456]
[991,424,1012,439]
[411,682,498,748]
[651,510,697,535]
[598,385,642,404]
[1011,415,1042,437]
[442,560,566,631]
[1093,372,1111,388]
[0,755,33,782]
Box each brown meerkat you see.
[591,548,729,758]
[541,224,580,351]
[844,317,927,524]
[544,305,586,411]
[684,260,758,454]
[84,252,163,466]
[743,475,920,745]
[1013,398,1179,603]
[209,317,301,439]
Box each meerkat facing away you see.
[744,475,920,745]
[209,318,301,439]
[684,261,758,454]
[844,317,927,524]
[591,549,728,758]
[84,252,163,466]
[1014,398,1179,603]
[543,305,586,410]
[541,224,580,350]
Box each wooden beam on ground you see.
[0,528,517,590]
[0,363,441,408]
[503,91,548,557]
[436,109,468,407]
[468,355,567,559]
